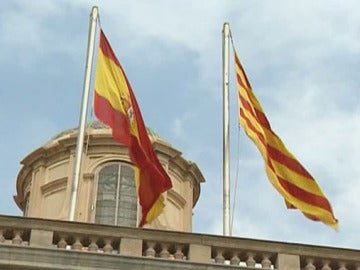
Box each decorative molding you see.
[40,177,68,196]
[83,173,95,181]
[167,189,186,208]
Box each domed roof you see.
[16,120,205,219]
[47,120,171,146]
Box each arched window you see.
[95,162,137,227]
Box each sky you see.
[1,0,359,250]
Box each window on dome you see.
[95,162,137,227]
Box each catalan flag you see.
[233,48,338,229]
[94,30,172,227]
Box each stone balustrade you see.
[300,254,360,270]
[0,226,30,246]
[0,215,359,270]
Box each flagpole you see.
[68,6,99,221]
[222,22,231,236]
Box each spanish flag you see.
[233,48,338,229]
[94,30,172,227]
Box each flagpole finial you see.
[91,6,99,18]
[223,22,230,31]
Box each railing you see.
[0,227,30,246]
[0,215,360,270]
[300,255,360,270]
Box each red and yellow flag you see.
[233,48,338,229]
[94,30,172,227]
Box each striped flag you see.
[94,30,172,227]
[233,48,338,229]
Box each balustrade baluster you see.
[214,250,225,264]
[12,230,22,245]
[88,238,98,252]
[246,252,256,267]
[103,239,113,253]
[230,254,240,266]
[338,263,348,270]
[159,243,170,258]
[321,260,332,270]
[261,254,272,269]
[72,238,83,250]
[174,245,184,260]
[305,258,316,270]
[57,237,67,249]
[145,241,156,257]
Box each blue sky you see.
[1,0,359,249]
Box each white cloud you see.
[0,0,85,68]
[171,112,194,139]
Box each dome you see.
[46,120,171,147]
[14,120,205,232]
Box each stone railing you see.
[0,215,360,270]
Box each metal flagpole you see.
[68,6,99,221]
[222,22,231,236]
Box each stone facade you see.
[6,123,360,270]
[1,215,360,270]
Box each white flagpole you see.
[68,6,99,221]
[222,22,231,236]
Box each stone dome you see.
[47,120,171,147]
[14,120,205,232]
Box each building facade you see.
[1,122,360,269]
